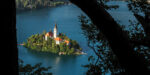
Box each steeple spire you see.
[54,23,57,29]
[53,22,57,38]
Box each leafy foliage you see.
[127,0,150,14]
[126,0,150,68]
[19,59,52,75]
[79,0,150,74]
[79,15,124,75]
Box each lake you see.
[16,1,137,75]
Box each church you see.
[45,23,69,45]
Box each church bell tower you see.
[53,23,57,38]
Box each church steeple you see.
[53,23,57,38]
[54,23,57,29]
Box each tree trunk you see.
[70,0,150,74]
[5,0,18,75]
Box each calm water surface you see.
[17,4,95,75]
[17,1,137,75]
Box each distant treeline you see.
[16,0,69,10]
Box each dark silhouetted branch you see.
[134,14,150,37]
[70,0,150,74]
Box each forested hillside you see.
[16,0,68,10]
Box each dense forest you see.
[23,31,82,55]
[15,0,68,10]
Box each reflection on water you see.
[26,48,79,61]
[55,57,60,64]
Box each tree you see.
[68,48,74,54]
[19,59,52,75]
[127,0,150,43]
[10,0,150,74]
[60,43,65,52]
[42,30,46,35]
[16,0,66,10]
[80,15,123,74]
[66,45,70,54]
[70,0,150,74]
[55,45,60,53]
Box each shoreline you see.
[16,1,71,14]
[18,43,87,55]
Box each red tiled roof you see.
[64,40,69,44]
[55,37,62,41]
[48,32,53,37]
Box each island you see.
[23,23,85,55]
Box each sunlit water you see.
[17,1,137,75]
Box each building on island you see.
[45,23,70,45]
[64,40,70,45]
[45,30,53,40]
[55,37,62,44]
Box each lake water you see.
[16,1,137,75]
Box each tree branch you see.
[70,0,150,74]
[134,14,150,37]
